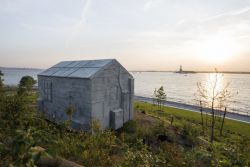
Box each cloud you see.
[0,0,24,13]
[238,34,250,39]
[66,0,92,47]
[143,0,162,11]
[22,15,79,34]
[201,6,250,22]
[232,6,250,15]
[21,0,92,48]
[176,19,187,26]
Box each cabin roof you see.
[38,59,114,78]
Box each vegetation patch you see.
[0,80,249,166]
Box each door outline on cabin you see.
[121,78,133,122]
[92,101,104,127]
[122,92,129,122]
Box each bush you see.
[0,70,4,93]
[121,139,164,167]
[122,120,137,134]
[18,76,36,96]
[81,129,118,166]
[182,122,200,146]
[0,94,27,130]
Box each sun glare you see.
[196,37,237,64]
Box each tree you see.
[153,86,167,109]
[0,70,4,93]
[18,76,36,96]
[196,70,231,142]
[219,107,227,136]
[65,103,76,129]
[153,88,157,105]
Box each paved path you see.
[135,96,250,124]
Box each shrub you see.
[0,70,4,93]
[182,122,200,146]
[81,130,118,166]
[122,120,137,134]
[120,139,163,167]
[18,76,36,96]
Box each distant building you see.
[180,65,183,73]
[176,65,196,74]
[37,59,134,130]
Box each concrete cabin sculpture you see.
[37,59,134,130]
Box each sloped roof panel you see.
[39,67,61,76]
[51,67,80,77]
[53,61,74,67]
[83,59,112,68]
[74,61,90,67]
[68,68,100,78]
[65,61,82,67]
[38,59,114,78]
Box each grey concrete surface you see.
[38,59,134,130]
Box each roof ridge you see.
[38,59,116,78]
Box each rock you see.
[157,134,173,142]
[37,157,83,167]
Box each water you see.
[1,69,43,86]
[1,69,250,115]
[132,72,250,116]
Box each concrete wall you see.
[38,60,134,130]
[91,60,134,129]
[38,76,92,130]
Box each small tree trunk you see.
[220,107,227,136]
[211,102,215,143]
[160,99,163,110]
[171,115,174,125]
[200,101,205,135]
[205,110,208,127]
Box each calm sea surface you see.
[2,69,250,115]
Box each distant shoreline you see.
[131,71,250,74]
[0,67,43,70]
[1,67,250,75]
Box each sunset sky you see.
[1,0,250,71]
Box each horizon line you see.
[1,66,250,74]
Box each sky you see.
[1,0,250,71]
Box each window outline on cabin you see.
[44,80,52,102]
[110,86,118,102]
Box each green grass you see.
[1,89,250,166]
[135,101,250,137]
[25,91,39,104]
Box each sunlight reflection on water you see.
[133,72,250,116]
[2,69,250,116]
[197,73,230,110]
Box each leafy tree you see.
[18,76,36,96]
[64,104,76,130]
[65,104,76,120]
[0,70,4,93]
[153,86,167,109]
[196,70,231,142]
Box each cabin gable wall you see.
[91,61,134,129]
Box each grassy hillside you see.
[135,101,250,137]
[0,90,250,166]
